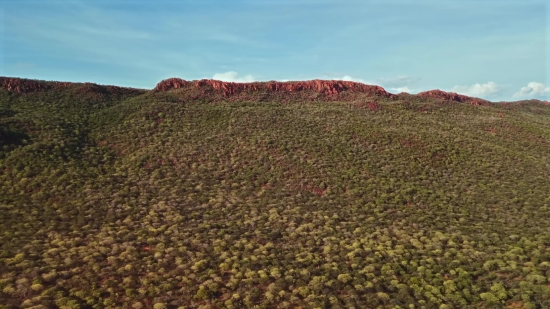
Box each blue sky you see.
[1,0,548,101]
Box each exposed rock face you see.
[0,77,71,94]
[416,90,491,106]
[5,76,545,107]
[154,78,395,98]
[0,77,145,97]
[155,78,506,106]
[154,78,188,91]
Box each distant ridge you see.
[153,78,394,98]
[0,76,146,96]
[2,76,549,106]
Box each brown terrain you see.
[1,76,549,106]
[0,77,145,97]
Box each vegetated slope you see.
[0,77,549,309]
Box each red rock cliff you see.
[416,90,490,106]
[154,78,395,98]
[0,77,72,94]
[0,77,145,96]
[154,78,189,91]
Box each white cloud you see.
[340,75,420,89]
[212,71,255,82]
[451,82,502,97]
[295,74,371,84]
[339,75,374,85]
[388,86,412,93]
[338,75,419,93]
[376,76,420,88]
[513,82,550,98]
[341,75,364,83]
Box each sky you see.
[1,0,549,101]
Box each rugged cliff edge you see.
[154,78,395,98]
[2,76,549,106]
[0,77,146,97]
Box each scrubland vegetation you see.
[1,82,549,308]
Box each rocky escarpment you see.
[416,90,491,106]
[154,78,503,106]
[0,77,72,94]
[0,77,146,97]
[154,78,395,99]
[5,76,546,107]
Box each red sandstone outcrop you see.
[4,76,546,107]
[416,90,491,106]
[154,78,189,91]
[0,77,145,96]
[154,78,395,98]
[154,78,506,106]
[0,77,71,94]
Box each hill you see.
[1,76,549,309]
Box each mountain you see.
[1,76,549,309]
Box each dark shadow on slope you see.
[0,125,30,147]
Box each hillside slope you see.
[1,77,550,309]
